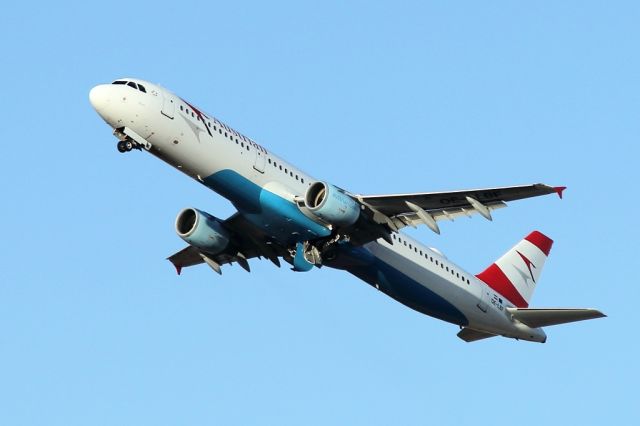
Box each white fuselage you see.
[89,78,546,342]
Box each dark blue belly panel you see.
[326,244,468,326]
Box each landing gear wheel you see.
[117,141,127,153]
[125,140,133,151]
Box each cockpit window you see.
[111,80,146,93]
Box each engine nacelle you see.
[175,208,230,254]
[304,182,360,227]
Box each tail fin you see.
[476,231,553,308]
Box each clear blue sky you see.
[1,1,638,424]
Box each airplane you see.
[89,77,605,343]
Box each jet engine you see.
[175,208,230,254]
[304,182,360,227]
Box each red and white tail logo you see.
[476,231,553,308]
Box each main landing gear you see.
[288,235,347,272]
[116,140,135,153]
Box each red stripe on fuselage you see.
[476,264,529,308]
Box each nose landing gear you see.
[116,140,135,153]
[113,127,152,153]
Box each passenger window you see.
[138,84,146,93]
[301,178,304,183]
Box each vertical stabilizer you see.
[476,231,553,307]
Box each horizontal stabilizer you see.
[457,328,497,342]
[507,308,606,328]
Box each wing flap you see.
[394,202,507,227]
[507,308,606,328]
[167,246,204,275]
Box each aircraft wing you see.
[355,183,565,234]
[167,213,284,275]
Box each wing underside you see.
[354,183,564,235]
[167,183,564,273]
[167,213,284,275]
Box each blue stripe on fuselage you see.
[202,169,330,242]
[202,170,467,325]
[326,244,469,326]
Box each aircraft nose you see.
[89,84,111,114]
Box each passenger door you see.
[161,92,175,119]
[253,145,266,173]
[477,284,490,313]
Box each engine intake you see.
[304,182,360,227]
[175,208,230,254]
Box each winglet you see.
[174,265,182,275]
[553,186,566,199]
